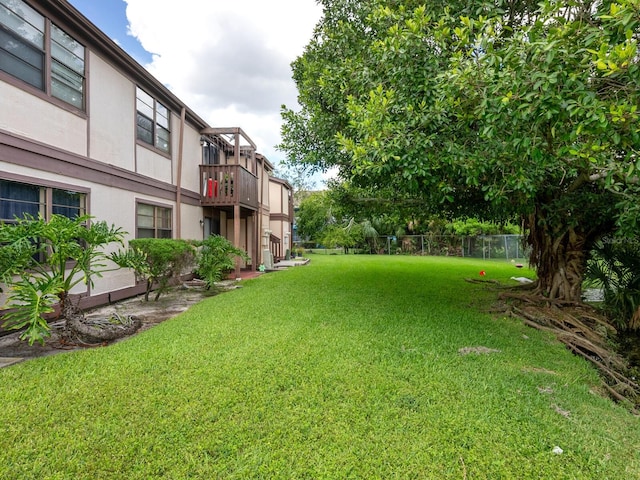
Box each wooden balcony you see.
[200,164,258,210]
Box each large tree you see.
[280,0,639,301]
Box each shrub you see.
[111,239,196,301]
[194,235,249,289]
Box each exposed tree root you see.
[65,312,142,344]
[497,295,639,413]
[60,298,142,345]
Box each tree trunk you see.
[525,210,588,303]
[60,294,141,344]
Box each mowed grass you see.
[1,255,639,479]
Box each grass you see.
[1,254,639,479]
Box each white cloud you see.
[123,0,322,165]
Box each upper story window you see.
[0,0,85,109]
[136,86,170,153]
[50,24,84,108]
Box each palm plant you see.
[0,214,125,344]
[195,235,249,289]
[586,238,640,330]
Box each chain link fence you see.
[362,234,529,260]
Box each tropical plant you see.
[194,235,249,289]
[0,214,126,344]
[586,238,640,330]
[111,238,196,301]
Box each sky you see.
[67,0,323,178]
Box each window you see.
[0,179,86,223]
[0,0,85,108]
[136,87,170,153]
[136,202,172,238]
[203,142,219,165]
[50,24,84,108]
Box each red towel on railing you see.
[207,178,213,198]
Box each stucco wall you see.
[87,52,136,170]
[0,82,87,155]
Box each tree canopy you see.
[280,0,640,301]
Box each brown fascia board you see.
[47,1,209,131]
[269,175,293,190]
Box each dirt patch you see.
[0,281,235,364]
[458,346,502,356]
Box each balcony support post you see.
[234,204,241,278]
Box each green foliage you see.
[0,214,125,344]
[194,235,250,289]
[272,162,317,204]
[586,237,640,330]
[445,218,521,236]
[282,0,640,300]
[295,191,332,243]
[0,276,61,346]
[320,223,362,251]
[112,238,196,301]
[1,256,639,478]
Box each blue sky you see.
[65,0,324,179]
[67,0,152,65]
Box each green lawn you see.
[1,255,639,479]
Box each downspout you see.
[175,107,186,239]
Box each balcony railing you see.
[200,164,259,210]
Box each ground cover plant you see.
[1,255,639,478]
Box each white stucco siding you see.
[136,145,173,183]
[90,184,137,234]
[180,127,203,194]
[262,174,270,208]
[181,203,204,241]
[269,182,283,212]
[88,53,136,170]
[0,82,87,155]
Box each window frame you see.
[135,200,173,239]
[136,86,171,154]
[0,175,89,264]
[0,175,88,224]
[0,0,86,112]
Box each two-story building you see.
[0,0,293,309]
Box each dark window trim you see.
[136,86,171,155]
[135,199,173,239]
[0,173,89,222]
[135,138,172,159]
